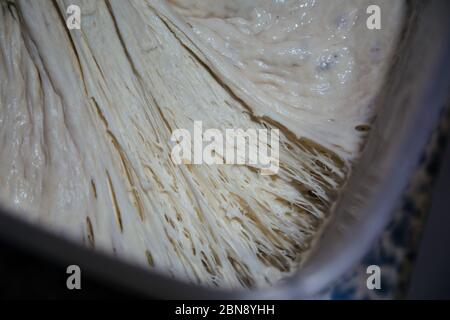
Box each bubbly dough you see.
[167,0,405,158]
[0,0,404,289]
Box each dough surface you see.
[0,0,404,288]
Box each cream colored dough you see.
[0,0,404,288]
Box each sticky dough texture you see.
[0,0,403,288]
[168,0,405,158]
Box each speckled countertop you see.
[322,105,450,300]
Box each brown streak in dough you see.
[106,170,123,232]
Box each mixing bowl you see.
[0,0,449,299]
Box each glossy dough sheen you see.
[0,0,404,288]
